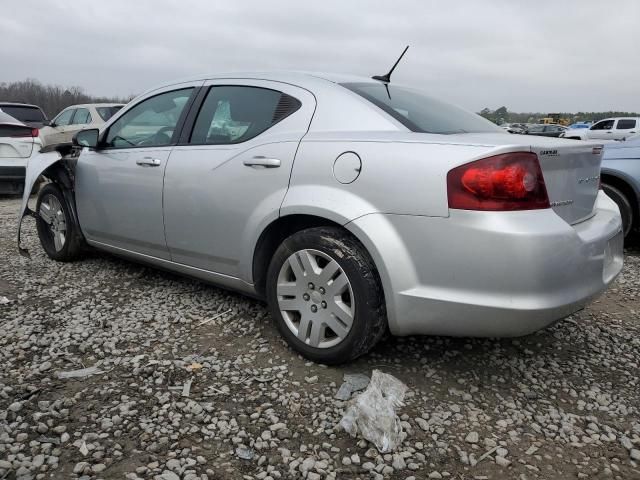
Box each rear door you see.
[42,108,75,145]
[163,80,315,280]
[614,119,638,139]
[75,85,198,259]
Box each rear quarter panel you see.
[281,132,499,221]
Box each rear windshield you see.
[0,105,46,123]
[96,106,123,121]
[341,83,501,135]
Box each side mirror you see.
[73,129,100,149]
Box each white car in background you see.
[561,117,640,141]
[0,111,42,194]
[39,103,124,146]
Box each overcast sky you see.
[2,0,638,112]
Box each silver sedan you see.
[19,72,624,364]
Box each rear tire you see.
[266,227,387,364]
[603,183,633,237]
[36,183,85,261]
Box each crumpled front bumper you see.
[347,191,624,337]
[16,151,63,256]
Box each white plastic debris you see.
[0,296,11,305]
[181,378,193,398]
[56,366,103,379]
[235,445,255,460]
[335,373,371,400]
[339,370,407,453]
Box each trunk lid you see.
[409,132,604,225]
[532,142,602,225]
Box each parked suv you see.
[0,111,42,194]
[0,103,48,129]
[562,117,640,140]
[39,103,124,146]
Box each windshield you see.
[341,83,501,134]
[0,105,46,123]
[96,106,123,121]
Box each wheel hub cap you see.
[39,194,67,252]
[276,249,355,349]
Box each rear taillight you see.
[10,128,39,138]
[447,152,550,211]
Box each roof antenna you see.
[372,45,409,84]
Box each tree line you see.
[0,79,131,119]
[480,106,640,125]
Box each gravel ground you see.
[1,195,640,480]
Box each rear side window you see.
[0,106,46,123]
[96,106,123,121]
[616,119,636,130]
[341,83,501,134]
[189,86,301,145]
[72,108,92,125]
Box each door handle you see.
[136,157,161,167]
[243,156,281,168]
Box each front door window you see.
[104,89,193,148]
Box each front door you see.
[163,80,315,280]
[42,108,75,145]
[75,86,197,259]
[586,119,615,140]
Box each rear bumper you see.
[0,166,26,194]
[347,191,624,337]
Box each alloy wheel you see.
[39,194,67,251]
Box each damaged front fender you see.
[17,148,79,257]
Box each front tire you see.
[36,183,85,261]
[266,227,387,364]
[603,184,634,237]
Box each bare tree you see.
[0,79,132,118]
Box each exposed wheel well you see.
[601,173,639,230]
[252,215,344,297]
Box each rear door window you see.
[189,86,301,144]
[616,119,636,130]
[72,108,92,125]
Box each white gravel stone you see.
[465,431,479,443]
